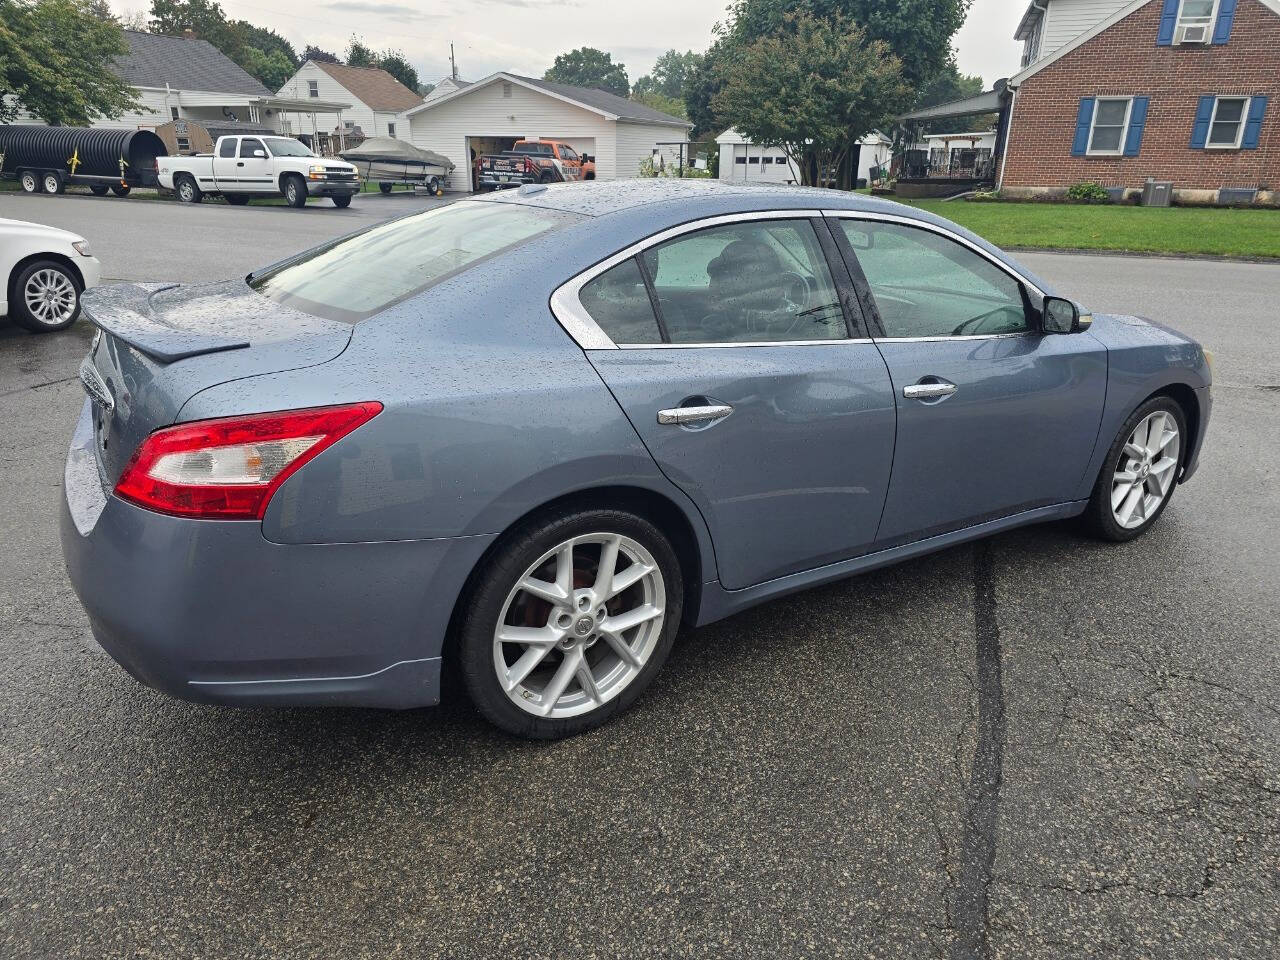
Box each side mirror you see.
[842,227,875,250]
[252,150,266,159]
[1042,296,1091,334]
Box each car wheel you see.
[89,185,110,197]
[539,171,555,184]
[42,172,65,194]
[1083,396,1186,542]
[331,194,352,208]
[426,177,439,195]
[175,175,201,203]
[378,182,393,194]
[110,184,131,197]
[284,175,307,208]
[12,259,82,333]
[458,509,683,739]
[226,194,250,205]
[19,171,39,193]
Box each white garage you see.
[401,72,691,193]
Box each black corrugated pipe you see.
[0,125,167,185]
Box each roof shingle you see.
[312,61,424,112]
[114,30,271,97]
[510,75,689,126]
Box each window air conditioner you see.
[1175,23,1209,44]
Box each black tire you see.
[1082,394,1188,542]
[226,194,250,205]
[110,183,130,197]
[378,182,393,194]
[10,259,82,333]
[427,177,440,195]
[283,175,307,208]
[19,170,39,193]
[457,508,683,739]
[89,185,110,197]
[539,170,555,184]
[331,194,352,208]
[174,175,201,203]
[42,172,64,194]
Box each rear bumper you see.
[60,400,494,709]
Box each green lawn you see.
[900,200,1280,259]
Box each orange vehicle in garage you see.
[476,139,585,189]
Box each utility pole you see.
[450,44,457,81]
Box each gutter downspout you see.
[997,85,1017,191]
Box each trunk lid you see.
[80,280,354,484]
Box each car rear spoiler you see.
[80,282,250,363]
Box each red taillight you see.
[525,157,534,174]
[114,402,382,520]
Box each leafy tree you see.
[346,35,376,68]
[377,50,418,92]
[239,45,293,90]
[632,90,687,120]
[544,47,629,97]
[633,49,699,100]
[681,46,722,139]
[0,0,142,125]
[713,10,910,186]
[232,20,296,68]
[148,0,237,51]
[302,44,340,64]
[912,63,991,134]
[416,81,436,98]
[118,7,149,29]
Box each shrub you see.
[1066,181,1111,203]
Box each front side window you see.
[1208,96,1248,147]
[240,137,266,158]
[1088,97,1133,154]
[640,219,846,344]
[252,201,581,321]
[839,220,1029,339]
[263,137,314,157]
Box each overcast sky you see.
[110,0,1027,91]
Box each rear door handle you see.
[903,382,957,400]
[236,161,245,167]
[657,403,733,425]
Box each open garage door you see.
[464,136,517,192]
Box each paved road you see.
[1,196,1278,958]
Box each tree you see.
[544,47,628,97]
[378,50,418,92]
[0,0,142,125]
[346,35,375,68]
[232,21,296,68]
[238,45,293,90]
[633,49,699,100]
[632,90,687,120]
[302,44,340,64]
[713,10,910,186]
[416,81,436,98]
[148,0,237,52]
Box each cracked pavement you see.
[1,195,1278,958]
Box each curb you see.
[1006,246,1280,265]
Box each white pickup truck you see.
[156,135,361,208]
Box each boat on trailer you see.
[339,137,455,195]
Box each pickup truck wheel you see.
[175,175,201,203]
[89,185,110,197]
[378,182,393,194]
[283,175,307,208]
[110,184,131,197]
[539,171,555,184]
[332,195,352,208]
[226,195,250,205]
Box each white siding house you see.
[277,61,423,149]
[1016,0,1132,66]
[716,128,894,184]
[402,73,691,192]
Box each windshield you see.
[250,201,582,322]
[264,137,315,157]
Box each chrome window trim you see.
[607,338,874,350]
[550,209,840,350]
[822,209,1045,342]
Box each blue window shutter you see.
[1157,0,1179,44]
[1072,98,1096,155]
[1212,0,1237,44]
[1243,96,1268,149]
[1190,95,1215,148]
[1124,97,1150,156]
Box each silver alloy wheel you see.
[493,532,666,719]
[178,179,195,202]
[23,267,78,327]
[1111,410,1180,529]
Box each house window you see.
[1207,96,1249,148]
[735,156,747,164]
[308,80,318,97]
[1087,97,1133,154]
[170,106,179,120]
[387,122,396,138]
[1174,0,1217,43]
[175,137,190,152]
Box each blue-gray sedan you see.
[61,181,1212,738]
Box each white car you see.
[1,218,101,333]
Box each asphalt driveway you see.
[1,191,1278,959]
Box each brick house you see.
[999,0,1278,202]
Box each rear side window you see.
[218,138,237,158]
[579,259,662,344]
[251,201,582,321]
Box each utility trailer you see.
[0,125,167,196]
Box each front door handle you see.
[903,382,957,400]
[657,403,733,425]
